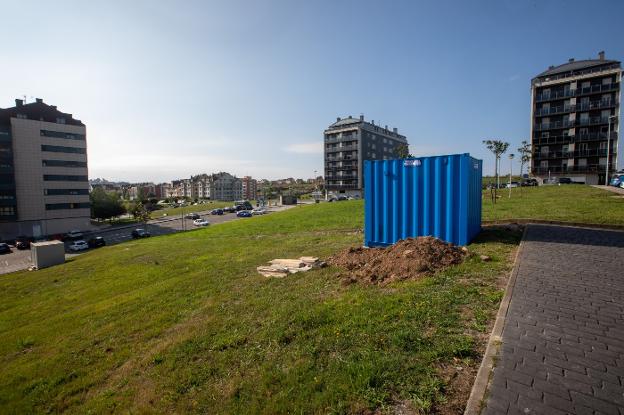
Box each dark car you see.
[236,210,252,218]
[88,236,106,248]
[211,208,224,215]
[558,177,572,184]
[185,213,200,220]
[222,206,235,213]
[16,240,30,250]
[0,243,11,254]
[521,179,538,187]
[131,228,151,238]
[235,205,246,211]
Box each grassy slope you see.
[0,201,518,414]
[482,185,624,225]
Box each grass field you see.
[482,185,624,225]
[150,201,234,219]
[0,201,519,414]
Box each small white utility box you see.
[31,240,65,269]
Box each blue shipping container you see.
[364,153,482,247]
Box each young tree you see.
[517,140,531,178]
[394,143,413,159]
[483,140,510,190]
[131,201,151,223]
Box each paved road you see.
[1,205,296,275]
[483,225,624,415]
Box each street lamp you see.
[508,153,515,198]
[605,115,617,185]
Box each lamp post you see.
[508,153,515,198]
[605,115,616,185]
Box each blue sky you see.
[1,0,623,181]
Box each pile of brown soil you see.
[328,236,467,285]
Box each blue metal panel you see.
[364,153,482,247]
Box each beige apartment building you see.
[0,98,90,240]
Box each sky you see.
[1,0,623,182]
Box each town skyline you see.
[2,0,624,182]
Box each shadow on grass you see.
[473,226,523,246]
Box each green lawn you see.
[150,201,234,219]
[0,201,518,414]
[482,185,624,226]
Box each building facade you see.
[209,172,242,201]
[324,115,408,197]
[241,176,257,200]
[0,98,90,240]
[531,52,621,184]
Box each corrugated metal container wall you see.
[364,153,482,247]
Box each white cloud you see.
[284,142,323,154]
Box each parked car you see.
[193,219,210,227]
[211,208,224,215]
[88,236,106,248]
[521,179,538,187]
[236,210,252,218]
[558,177,572,184]
[251,208,266,215]
[69,240,89,252]
[131,228,151,238]
[15,236,31,250]
[185,213,200,220]
[64,230,83,240]
[222,206,236,213]
[0,243,11,254]
[610,174,624,187]
[505,182,520,188]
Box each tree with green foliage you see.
[90,188,126,222]
[483,139,510,190]
[517,140,531,178]
[131,201,151,223]
[394,144,413,159]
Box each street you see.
[0,204,296,275]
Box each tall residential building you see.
[531,52,621,184]
[241,176,257,200]
[209,172,242,201]
[0,98,90,240]
[324,115,408,197]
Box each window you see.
[41,145,86,154]
[44,188,89,195]
[16,113,27,119]
[42,160,87,168]
[599,157,607,165]
[40,130,86,140]
[45,202,90,210]
[43,174,88,182]
[0,206,15,216]
[541,132,549,138]
[540,160,548,168]
[56,117,66,124]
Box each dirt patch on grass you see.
[328,237,466,285]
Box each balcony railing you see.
[534,99,617,116]
[325,183,359,189]
[532,165,608,174]
[326,174,358,179]
[533,132,617,145]
[326,145,358,152]
[534,148,610,159]
[535,116,617,131]
[326,154,358,161]
[536,83,619,102]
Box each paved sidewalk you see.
[482,225,624,415]
[592,185,624,195]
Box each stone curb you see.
[463,225,528,415]
[482,219,624,231]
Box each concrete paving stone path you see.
[482,224,624,415]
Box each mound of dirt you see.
[328,236,467,285]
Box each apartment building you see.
[241,176,257,200]
[324,115,408,197]
[209,172,242,201]
[0,98,90,240]
[531,52,621,184]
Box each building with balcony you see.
[324,115,408,197]
[241,176,257,200]
[531,52,621,184]
[0,98,90,240]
